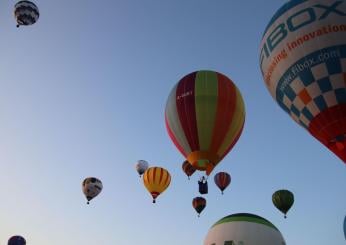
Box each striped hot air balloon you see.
[14,1,39,28]
[214,171,231,194]
[204,213,286,245]
[143,167,171,203]
[259,0,346,163]
[192,196,206,217]
[165,70,245,176]
[182,160,196,180]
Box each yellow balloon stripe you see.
[217,88,245,157]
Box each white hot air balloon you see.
[82,177,103,204]
[204,213,286,245]
[135,160,149,177]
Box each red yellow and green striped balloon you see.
[165,70,245,175]
[143,167,171,203]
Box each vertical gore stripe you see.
[165,114,187,157]
[176,73,200,151]
[165,84,192,155]
[217,88,245,157]
[210,74,237,154]
[195,71,218,151]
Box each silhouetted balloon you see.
[8,235,26,245]
[143,167,171,203]
[182,160,196,179]
[272,189,294,218]
[259,0,346,163]
[14,1,39,27]
[192,196,206,217]
[82,177,103,204]
[344,215,346,240]
[165,70,245,175]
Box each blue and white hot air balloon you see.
[259,0,346,163]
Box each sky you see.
[0,0,345,244]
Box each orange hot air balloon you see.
[165,70,245,175]
[182,160,196,179]
[143,167,171,203]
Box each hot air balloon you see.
[8,235,26,245]
[143,166,171,203]
[82,177,103,204]
[165,70,245,176]
[259,0,346,163]
[272,189,294,218]
[344,215,346,240]
[214,171,231,194]
[135,160,149,177]
[192,196,206,217]
[204,213,286,245]
[182,160,196,179]
[14,1,39,28]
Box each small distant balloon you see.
[192,196,206,217]
[135,160,149,177]
[82,177,103,204]
[182,160,196,179]
[14,1,39,28]
[272,189,294,218]
[344,215,346,240]
[8,235,26,245]
[214,171,231,194]
[143,166,171,203]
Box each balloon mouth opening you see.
[187,151,219,176]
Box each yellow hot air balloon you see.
[143,166,171,203]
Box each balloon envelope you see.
[204,213,286,245]
[259,0,346,163]
[165,70,245,175]
[272,189,294,218]
[192,196,206,216]
[135,160,149,177]
[344,215,346,240]
[8,235,26,245]
[182,160,196,179]
[14,1,39,27]
[82,177,103,204]
[143,166,171,203]
[214,171,231,194]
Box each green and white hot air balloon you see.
[204,213,286,245]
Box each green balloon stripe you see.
[212,215,278,231]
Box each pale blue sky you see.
[0,0,345,244]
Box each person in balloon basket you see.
[198,176,208,194]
